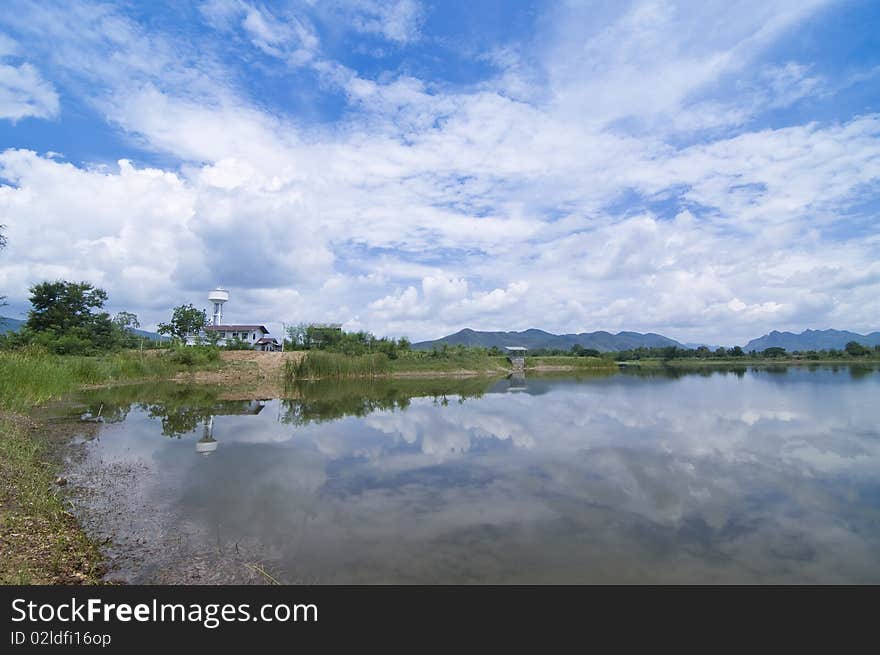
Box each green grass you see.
[284,351,391,381]
[526,356,618,370]
[0,346,221,413]
[0,416,103,583]
[389,351,508,374]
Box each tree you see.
[844,341,870,357]
[157,304,207,341]
[285,323,310,349]
[113,311,140,333]
[24,281,114,353]
[762,347,786,358]
[111,311,141,348]
[729,346,744,357]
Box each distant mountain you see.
[744,329,880,352]
[413,328,685,352]
[0,316,24,333]
[131,328,168,342]
[0,316,166,341]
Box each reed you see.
[0,347,205,412]
[284,351,391,382]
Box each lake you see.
[57,365,880,584]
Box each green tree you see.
[24,281,113,353]
[112,311,141,348]
[157,304,207,341]
[729,346,744,357]
[762,347,786,358]
[113,311,140,333]
[844,341,870,357]
[285,323,310,349]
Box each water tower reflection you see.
[194,400,267,456]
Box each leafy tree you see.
[113,311,140,333]
[157,304,207,341]
[762,347,787,358]
[728,346,744,357]
[24,281,113,353]
[844,341,870,357]
[111,311,141,348]
[285,323,310,349]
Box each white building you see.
[184,288,282,351]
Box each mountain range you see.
[412,328,684,352]
[0,316,24,333]
[415,327,880,352]
[743,329,880,352]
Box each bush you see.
[168,345,220,366]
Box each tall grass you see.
[526,356,618,371]
[284,351,390,382]
[0,346,217,412]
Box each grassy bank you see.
[390,352,509,374]
[284,350,621,379]
[527,356,619,371]
[0,346,221,584]
[0,415,104,583]
[0,346,220,412]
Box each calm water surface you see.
[61,366,880,583]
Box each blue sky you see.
[1,0,879,345]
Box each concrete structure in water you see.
[505,346,527,372]
[185,288,282,351]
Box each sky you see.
[0,0,879,346]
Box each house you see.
[185,324,282,351]
[182,288,282,351]
[254,337,282,352]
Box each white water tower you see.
[208,287,229,326]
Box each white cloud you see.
[0,61,59,121]
[0,0,878,345]
[343,0,424,44]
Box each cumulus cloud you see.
[0,0,878,345]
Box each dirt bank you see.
[173,351,305,398]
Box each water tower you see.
[208,287,229,326]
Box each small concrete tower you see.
[208,287,229,327]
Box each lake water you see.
[59,366,880,584]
